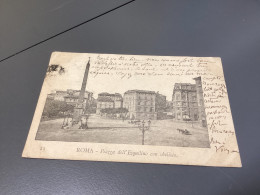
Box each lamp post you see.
[138,120,151,145]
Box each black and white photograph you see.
[35,56,210,148]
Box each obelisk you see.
[73,58,91,123]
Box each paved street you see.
[36,114,210,148]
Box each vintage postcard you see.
[22,52,241,167]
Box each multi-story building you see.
[64,90,93,106]
[123,90,157,120]
[172,77,207,127]
[47,90,67,101]
[114,93,123,108]
[193,77,207,127]
[47,89,93,109]
[96,93,123,114]
[172,83,198,121]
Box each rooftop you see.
[173,83,196,91]
[97,96,114,102]
[174,83,195,86]
[55,90,67,93]
[124,90,155,94]
[64,95,87,99]
[67,89,92,93]
[98,92,111,95]
[98,92,122,97]
[193,76,201,81]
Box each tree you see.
[155,93,167,112]
[85,99,97,114]
[100,108,128,114]
[42,99,74,118]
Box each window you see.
[182,93,186,100]
[176,94,180,100]
[177,112,181,119]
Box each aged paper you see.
[22,52,241,167]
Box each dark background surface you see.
[0,0,260,194]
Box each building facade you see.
[96,93,123,114]
[193,77,207,127]
[123,90,157,120]
[47,89,93,109]
[47,90,67,101]
[172,77,207,127]
[172,83,199,121]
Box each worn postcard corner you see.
[22,52,241,167]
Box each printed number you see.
[40,147,45,151]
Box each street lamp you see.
[138,120,151,145]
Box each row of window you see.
[174,102,198,107]
[124,96,155,101]
[138,101,153,106]
[97,103,114,108]
[174,107,199,112]
[124,105,154,112]
[175,86,195,90]
[174,94,197,101]
[65,98,88,103]
[124,101,154,106]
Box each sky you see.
[45,52,196,101]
